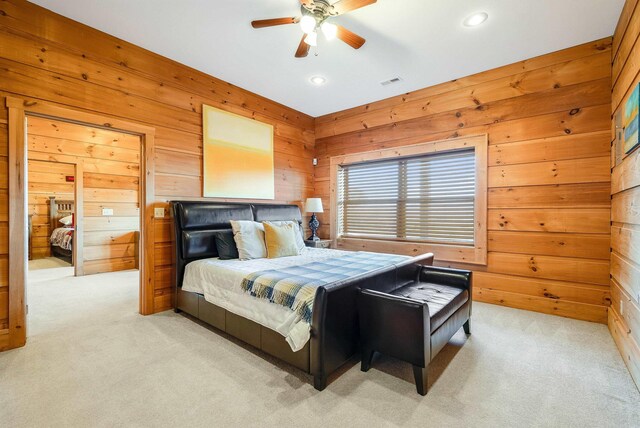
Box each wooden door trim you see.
[5,96,156,349]
[7,102,27,348]
[73,160,84,277]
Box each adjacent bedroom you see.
[0,0,639,427]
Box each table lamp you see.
[305,198,324,241]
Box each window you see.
[337,149,476,245]
[330,136,487,265]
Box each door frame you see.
[32,160,84,276]
[6,96,156,349]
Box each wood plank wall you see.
[610,0,640,387]
[27,159,74,259]
[0,0,314,337]
[315,39,613,324]
[28,116,141,274]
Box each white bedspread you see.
[182,247,350,351]
[50,227,74,250]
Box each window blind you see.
[337,149,476,245]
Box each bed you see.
[48,196,74,264]
[172,201,434,390]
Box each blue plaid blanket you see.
[240,252,410,323]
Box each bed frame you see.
[171,201,434,390]
[49,196,74,264]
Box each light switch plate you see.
[154,208,165,218]
[102,208,114,216]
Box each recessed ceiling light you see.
[463,12,488,27]
[309,75,327,86]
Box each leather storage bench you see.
[357,266,472,395]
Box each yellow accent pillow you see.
[263,222,300,259]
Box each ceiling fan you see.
[251,0,377,58]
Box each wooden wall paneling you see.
[488,231,611,260]
[613,0,640,57]
[315,38,612,324]
[611,279,640,346]
[487,208,611,234]
[488,183,612,208]
[488,131,611,166]
[316,59,611,138]
[475,288,608,324]
[473,272,610,306]
[613,0,640,83]
[611,0,640,389]
[0,8,314,131]
[486,253,610,286]
[488,157,610,187]
[610,309,640,385]
[315,40,612,135]
[611,146,640,193]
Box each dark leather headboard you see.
[171,201,303,289]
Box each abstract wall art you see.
[203,105,275,199]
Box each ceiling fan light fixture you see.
[304,31,318,47]
[321,22,337,40]
[300,15,317,34]
[463,12,488,27]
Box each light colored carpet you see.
[28,257,72,270]
[0,268,638,427]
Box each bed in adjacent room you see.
[172,201,434,390]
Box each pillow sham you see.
[214,230,239,260]
[59,215,73,226]
[264,220,305,253]
[263,222,299,259]
[230,220,267,260]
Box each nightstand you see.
[304,239,332,249]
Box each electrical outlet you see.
[102,208,114,216]
[154,208,165,218]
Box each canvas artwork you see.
[203,105,275,199]
[623,83,639,154]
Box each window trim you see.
[329,135,487,265]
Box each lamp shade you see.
[300,15,316,34]
[305,198,324,213]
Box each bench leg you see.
[463,319,471,335]
[313,374,327,391]
[413,365,428,396]
[361,349,375,372]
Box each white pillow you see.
[263,220,305,254]
[230,220,267,260]
[59,215,73,226]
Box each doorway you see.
[27,160,78,273]
[6,97,156,349]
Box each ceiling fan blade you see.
[295,34,311,58]
[336,25,366,49]
[331,0,377,15]
[251,17,298,28]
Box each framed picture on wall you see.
[623,83,639,154]
[202,105,275,199]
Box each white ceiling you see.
[30,0,624,117]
